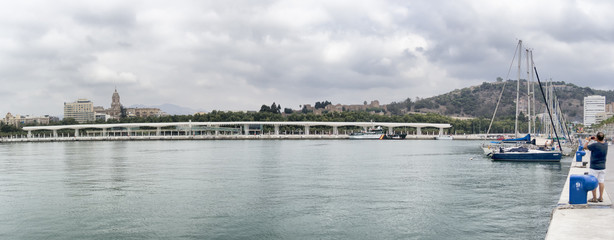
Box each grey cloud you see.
[2,0,614,116]
[73,8,136,30]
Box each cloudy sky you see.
[2,0,614,116]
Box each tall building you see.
[94,88,122,120]
[109,88,122,119]
[64,99,95,123]
[583,95,606,126]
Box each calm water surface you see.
[0,140,570,239]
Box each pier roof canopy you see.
[23,121,452,131]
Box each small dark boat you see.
[380,133,407,140]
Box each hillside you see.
[410,80,614,122]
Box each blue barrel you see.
[569,174,598,204]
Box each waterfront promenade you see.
[546,147,614,239]
[0,121,502,142]
[19,121,451,138]
[0,133,489,142]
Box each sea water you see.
[0,140,569,239]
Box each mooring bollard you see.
[575,149,586,162]
[576,141,586,162]
[569,173,598,204]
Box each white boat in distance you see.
[436,135,454,140]
[349,127,385,139]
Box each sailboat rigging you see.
[534,66,563,152]
[483,40,564,162]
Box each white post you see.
[274,125,279,135]
[333,126,338,135]
[304,125,310,135]
[244,124,250,135]
[74,129,79,137]
[189,120,192,136]
[416,127,422,135]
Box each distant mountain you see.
[411,80,614,122]
[128,103,206,115]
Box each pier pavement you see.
[545,147,614,240]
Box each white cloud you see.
[80,63,138,84]
[322,41,351,63]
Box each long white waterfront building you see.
[21,121,452,139]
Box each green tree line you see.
[1,110,546,136]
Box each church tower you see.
[110,88,122,119]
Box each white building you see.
[95,112,112,122]
[64,99,95,123]
[584,95,606,126]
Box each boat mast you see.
[534,67,563,151]
[554,89,562,138]
[551,84,573,141]
[544,79,552,137]
[548,81,559,136]
[515,40,522,138]
[530,51,536,134]
[548,78,556,135]
[526,48,531,135]
[486,41,520,135]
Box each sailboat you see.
[485,40,562,162]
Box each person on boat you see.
[583,132,608,203]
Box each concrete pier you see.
[546,147,614,240]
